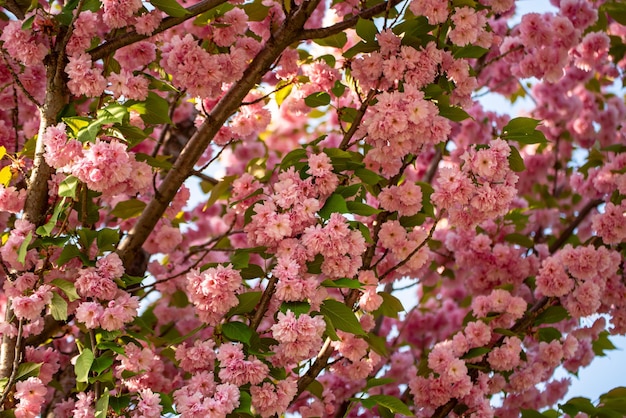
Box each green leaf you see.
[59,175,79,199]
[228,291,262,316]
[221,321,254,345]
[461,347,490,359]
[372,292,404,318]
[241,2,270,20]
[521,409,547,418]
[538,327,562,343]
[111,199,146,219]
[322,314,339,341]
[95,388,110,418]
[534,305,569,326]
[321,278,363,289]
[127,92,173,124]
[365,377,396,390]
[15,362,41,381]
[56,244,83,266]
[354,168,384,185]
[508,145,526,172]
[604,1,626,25]
[453,45,489,59]
[562,397,597,415]
[96,228,120,252]
[313,32,348,48]
[91,352,115,374]
[135,153,173,170]
[97,104,128,125]
[306,253,324,274]
[331,80,346,97]
[365,333,388,356]
[362,395,413,416]
[233,390,253,414]
[593,331,617,356]
[319,193,348,219]
[231,250,250,269]
[437,103,471,122]
[205,175,237,209]
[356,18,378,43]
[240,264,265,280]
[306,380,324,399]
[108,394,131,414]
[280,148,307,169]
[62,116,90,134]
[37,197,68,237]
[280,301,311,317]
[601,387,626,401]
[502,117,548,144]
[50,279,80,303]
[149,0,189,17]
[304,92,331,107]
[75,348,95,382]
[50,292,69,321]
[320,299,365,335]
[17,231,32,265]
[346,201,382,216]
[400,213,426,227]
[275,81,293,106]
[504,233,534,248]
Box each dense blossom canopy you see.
[0,0,625,416]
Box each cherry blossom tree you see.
[1,0,626,416]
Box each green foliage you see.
[360,395,413,416]
[534,305,569,326]
[150,0,189,17]
[304,92,331,107]
[75,348,95,383]
[320,299,366,335]
[502,117,548,144]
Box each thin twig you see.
[89,0,230,61]
[297,0,403,41]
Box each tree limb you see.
[297,0,403,41]
[116,0,323,266]
[89,0,229,61]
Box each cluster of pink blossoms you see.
[72,253,140,331]
[43,123,152,197]
[173,372,240,417]
[186,264,242,325]
[472,288,527,329]
[115,343,173,393]
[14,377,47,418]
[536,244,621,320]
[301,212,366,279]
[443,228,536,293]
[244,165,325,249]
[270,310,326,365]
[0,19,48,66]
[357,85,451,176]
[433,139,518,229]
[500,0,596,83]
[377,220,431,276]
[216,343,269,386]
[160,33,253,99]
[75,293,139,331]
[378,181,422,217]
[250,378,298,418]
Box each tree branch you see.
[89,0,229,61]
[548,198,602,253]
[297,0,403,41]
[116,0,323,266]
